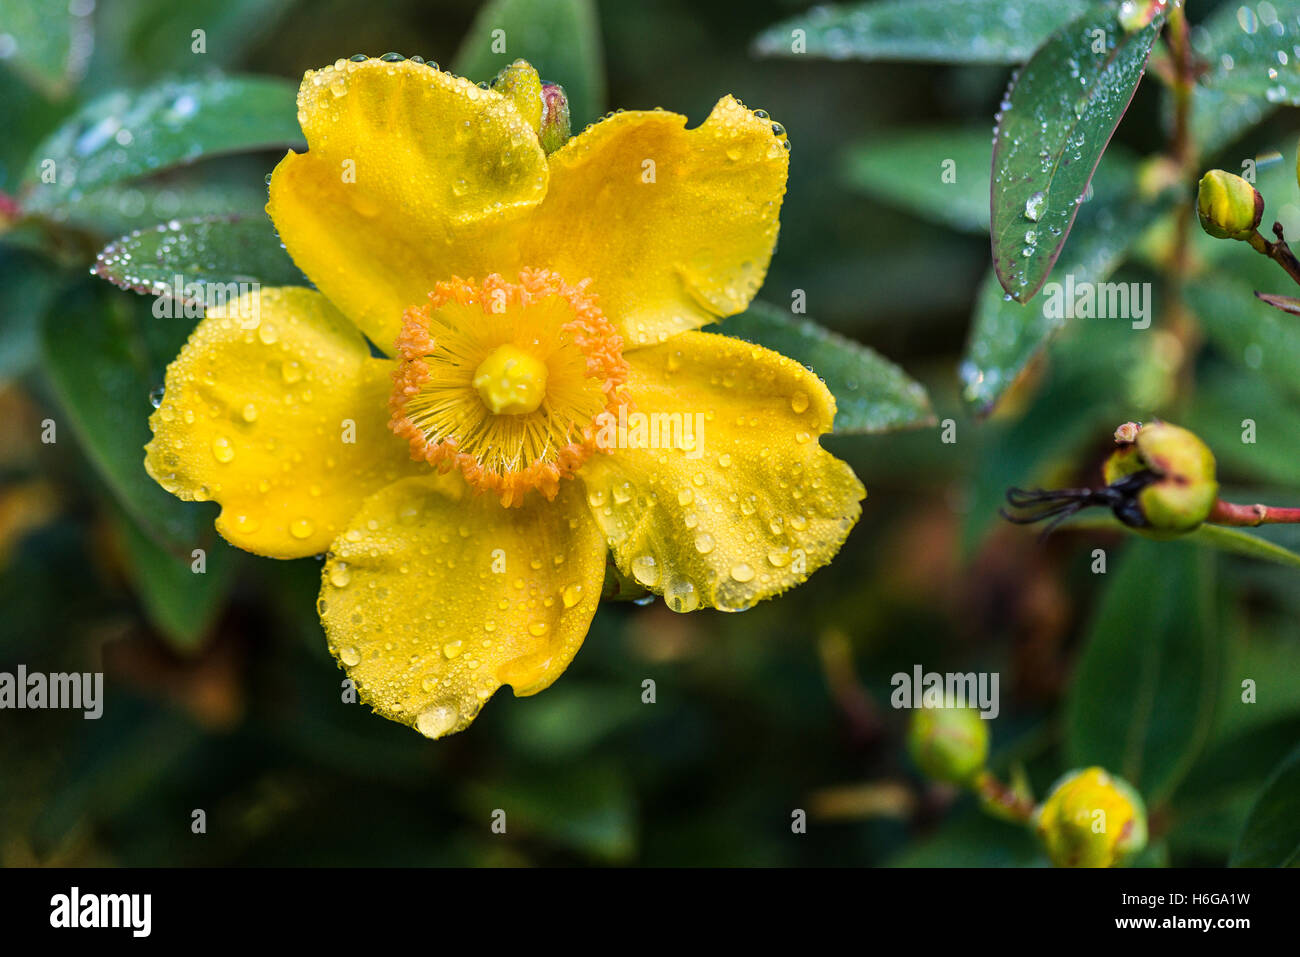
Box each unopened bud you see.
[907,704,989,786]
[1119,0,1168,33]
[1197,169,1264,241]
[490,60,571,154]
[538,82,571,154]
[1035,767,1148,868]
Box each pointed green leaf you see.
[1066,540,1221,806]
[20,75,302,212]
[451,0,604,127]
[1231,744,1300,866]
[991,8,1163,301]
[961,151,1165,413]
[841,127,991,233]
[91,215,307,302]
[753,0,1088,64]
[715,301,935,433]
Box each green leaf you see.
[961,153,1166,413]
[1231,744,1300,866]
[1184,367,1300,487]
[91,215,307,301]
[888,806,1044,866]
[991,8,1163,302]
[1188,277,1300,401]
[753,0,1088,64]
[1195,1,1300,105]
[840,127,991,233]
[1065,540,1221,807]
[20,75,302,213]
[0,0,92,95]
[0,246,65,382]
[115,509,238,652]
[714,300,935,433]
[1065,512,1300,570]
[40,279,215,551]
[451,0,605,127]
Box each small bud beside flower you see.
[490,60,571,154]
[1197,169,1264,241]
[1035,767,1148,868]
[907,704,989,786]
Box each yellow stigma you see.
[472,344,548,415]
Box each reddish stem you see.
[1209,499,1300,527]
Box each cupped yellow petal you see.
[318,475,605,738]
[267,57,549,350]
[144,287,423,558]
[525,97,790,348]
[580,332,864,612]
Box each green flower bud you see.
[907,705,989,785]
[538,82,571,154]
[1119,0,1167,33]
[1103,421,1218,532]
[1197,169,1264,241]
[490,61,570,154]
[1035,767,1148,868]
[491,59,544,130]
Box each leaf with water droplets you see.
[990,7,1163,302]
[91,215,308,303]
[840,127,992,233]
[715,300,935,433]
[752,0,1089,64]
[1195,1,1300,105]
[20,75,303,215]
[451,0,604,126]
[963,149,1167,413]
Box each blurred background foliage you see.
[0,0,1298,867]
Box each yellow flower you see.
[1035,767,1148,868]
[144,57,866,738]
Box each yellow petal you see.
[580,332,864,612]
[319,476,605,738]
[526,97,789,348]
[267,58,549,351]
[144,287,423,558]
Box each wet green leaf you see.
[753,0,1088,64]
[1066,540,1221,807]
[1195,1,1300,105]
[20,75,302,213]
[451,0,605,126]
[841,127,991,233]
[91,214,307,302]
[991,7,1162,302]
[715,300,935,433]
[962,154,1165,413]
[1231,744,1300,866]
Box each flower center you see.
[472,344,548,415]
[389,269,630,506]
